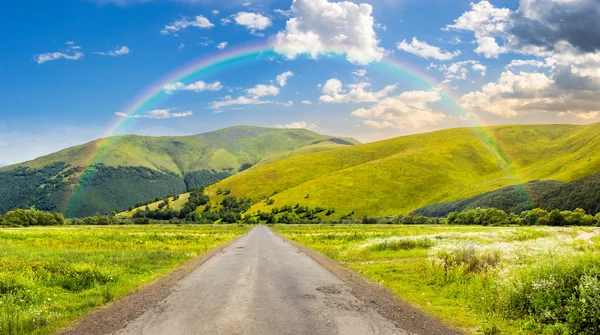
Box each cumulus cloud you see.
[429,60,487,83]
[445,1,600,120]
[247,84,280,97]
[163,81,223,94]
[352,90,446,129]
[211,10,219,15]
[94,46,130,56]
[396,38,461,60]
[461,70,560,117]
[276,121,317,129]
[276,71,294,87]
[161,15,214,35]
[115,109,193,119]
[233,12,272,32]
[217,42,228,49]
[319,79,396,104]
[272,0,385,65]
[301,100,312,105]
[444,1,510,58]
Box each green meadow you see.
[0,225,249,335]
[273,224,600,334]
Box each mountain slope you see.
[415,171,600,216]
[1,126,357,175]
[205,123,600,217]
[0,126,358,217]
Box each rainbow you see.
[65,43,527,215]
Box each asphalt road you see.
[113,226,410,335]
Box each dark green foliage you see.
[0,209,65,227]
[0,162,187,218]
[415,181,562,217]
[540,173,600,214]
[238,163,253,172]
[183,170,231,191]
[66,165,186,218]
[0,162,74,213]
[416,173,600,217]
[179,187,210,218]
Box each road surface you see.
[113,226,410,335]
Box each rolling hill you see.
[0,126,357,217]
[202,123,600,218]
[414,172,600,217]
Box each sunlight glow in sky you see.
[1,0,600,165]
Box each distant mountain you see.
[0,126,358,217]
[414,172,600,216]
[203,123,600,217]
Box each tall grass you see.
[275,224,600,334]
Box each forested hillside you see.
[415,172,600,217]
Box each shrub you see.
[363,236,436,251]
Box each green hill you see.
[415,172,600,217]
[0,126,357,217]
[205,123,600,218]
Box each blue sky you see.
[2,0,600,165]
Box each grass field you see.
[273,224,600,334]
[0,225,249,335]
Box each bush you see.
[1,209,65,227]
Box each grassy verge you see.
[0,224,249,335]
[273,224,600,334]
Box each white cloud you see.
[460,71,556,117]
[276,71,294,87]
[65,41,75,45]
[211,10,219,15]
[217,41,228,49]
[444,1,510,58]
[428,60,486,83]
[301,100,312,105]
[352,90,446,129]
[221,18,232,25]
[272,0,385,65]
[506,59,554,69]
[472,63,487,76]
[161,15,214,35]
[320,78,396,103]
[35,51,84,64]
[276,121,317,130]
[352,69,368,77]
[396,38,460,60]
[274,8,292,17]
[115,109,193,119]
[94,46,130,56]
[247,84,280,97]
[233,12,272,32]
[163,81,223,94]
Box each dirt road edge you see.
[58,231,249,335]
[271,228,464,335]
